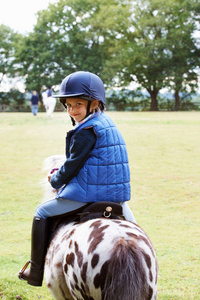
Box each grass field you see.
[0,111,200,300]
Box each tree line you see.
[0,0,200,111]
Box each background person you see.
[30,91,40,116]
[46,86,53,97]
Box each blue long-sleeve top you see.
[30,95,40,105]
[50,128,96,190]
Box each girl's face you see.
[66,98,99,123]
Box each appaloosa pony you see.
[42,156,158,300]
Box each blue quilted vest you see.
[56,112,131,203]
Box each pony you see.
[42,92,56,118]
[42,155,158,300]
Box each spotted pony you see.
[42,156,158,300]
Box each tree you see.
[164,0,200,110]
[0,25,19,85]
[14,0,200,111]
[109,0,200,110]
[15,0,130,91]
[0,89,26,111]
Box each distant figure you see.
[42,87,56,118]
[30,91,40,116]
[46,86,53,98]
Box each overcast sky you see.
[0,0,58,34]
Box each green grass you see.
[0,111,200,299]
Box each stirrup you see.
[18,260,31,280]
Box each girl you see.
[18,71,136,287]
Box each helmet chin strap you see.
[70,116,76,126]
[86,101,92,118]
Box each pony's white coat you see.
[42,92,56,117]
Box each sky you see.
[0,0,58,34]
[0,0,58,91]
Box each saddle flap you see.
[48,202,124,241]
[78,201,124,222]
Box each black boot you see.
[18,216,48,286]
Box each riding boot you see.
[18,216,48,286]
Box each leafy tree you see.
[106,88,147,110]
[0,25,19,84]
[164,0,200,110]
[109,0,200,110]
[13,0,200,111]
[0,89,26,111]
[15,0,130,91]
[0,91,10,111]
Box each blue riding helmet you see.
[53,71,106,105]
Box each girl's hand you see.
[48,173,52,183]
[48,168,59,183]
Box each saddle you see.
[48,201,124,238]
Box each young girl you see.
[18,71,136,287]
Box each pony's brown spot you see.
[89,220,103,229]
[149,270,153,282]
[75,241,83,268]
[119,224,133,229]
[147,285,153,300]
[64,263,68,274]
[79,283,94,300]
[62,228,76,242]
[113,220,122,224]
[81,262,88,283]
[93,260,109,289]
[70,281,74,291]
[46,282,52,288]
[139,235,155,258]
[88,224,110,254]
[126,232,138,239]
[73,272,78,284]
[81,282,86,294]
[141,250,154,284]
[68,228,76,238]
[142,251,152,270]
[69,239,72,248]
[55,262,62,268]
[66,252,75,267]
[91,253,99,269]
[80,282,95,300]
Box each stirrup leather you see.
[18,260,31,280]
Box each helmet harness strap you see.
[86,101,92,118]
[70,116,76,126]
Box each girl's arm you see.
[50,128,96,190]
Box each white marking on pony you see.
[42,155,158,300]
[42,92,56,118]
